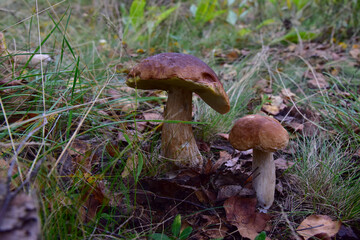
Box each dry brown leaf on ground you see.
[224,196,271,240]
[199,215,228,239]
[304,71,329,89]
[68,139,91,157]
[296,215,341,240]
[118,130,143,143]
[280,88,296,101]
[143,112,163,126]
[277,106,320,136]
[106,88,138,112]
[254,79,272,94]
[129,121,148,133]
[79,179,108,223]
[217,185,254,201]
[262,95,286,115]
[285,121,304,133]
[212,151,232,172]
[121,154,138,178]
[186,214,228,239]
[217,133,229,140]
[0,159,19,190]
[222,69,238,81]
[349,45,360,61]
[70,140,98,175]
[0,159,9,179]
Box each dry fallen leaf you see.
[217,185,255,201]
[285,121,304,132]
[79,179,108,222]
[304,71,329,89]
[224,196,271,240]
[349,45,360,61]
[280,88,296,101]
[262,95,286,115]
[0,159,10,179]
[118,130,143,143]
[216,133,229,140]
[0,159,20,190]
[212,151,232,172]
[106,88,138,112]
[200,215,228,239]
[143,112,163,125]
[68,139,91,157]
[296,215,341,240]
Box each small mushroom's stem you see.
[252,148,275,211]
[161,87,203,171]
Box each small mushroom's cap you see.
[229,115,289,152]
[126,52,230,114]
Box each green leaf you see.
[293,0,309,9]
[136,152,144,181]
[171,215,182,237]
[256,18,276,30]
[270,29,318,44]
[254,231,267,240]
[195,0,225,23]
[237,28,252,37]
[149,233,172,240]
[154,3,179,27]
[179,226,193,240]
[129,0,146,28]
[195,0,211,23]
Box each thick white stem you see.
[252,149,275,210]
[161,88,203,171]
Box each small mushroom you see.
[127,52,230,171]
[229,114,289,211]
[0,32,52,67]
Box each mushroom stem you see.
[161,87,203,170]
[252,148,275,211]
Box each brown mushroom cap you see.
[126,52,230,114]
[229,114,289,152]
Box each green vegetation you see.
[1,0,360,239]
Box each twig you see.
[0,8,15,13]
[0,142,50,147]
[297,224,324,232]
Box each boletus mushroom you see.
[127,53,230,171]
[0,32,52,67]
[229,114,289,211]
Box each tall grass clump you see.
[0,4,150,239]
[194,49,270,141]
[313,70,360,149]
[291,135,360,222]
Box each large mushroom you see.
[127,52,230,171]
[229,114,289,211]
